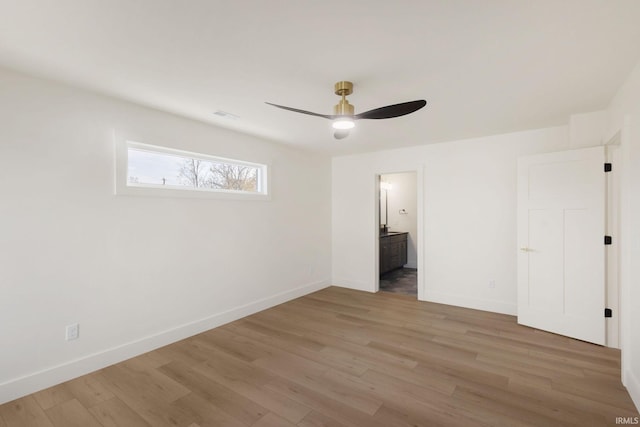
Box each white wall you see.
[0,67,332,404]
[606,59,640,411]
[382,172,418,268]
[333,126,569,314]
[569,110,608,148]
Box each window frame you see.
[115,139,270,200]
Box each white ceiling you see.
[1,1,640,155]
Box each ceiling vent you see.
[213,110,239,120]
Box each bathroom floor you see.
[379,267,417,296]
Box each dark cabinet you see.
[380,232,408,275]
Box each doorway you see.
[378,172,418,297]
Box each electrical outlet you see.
[489,280,496,289]
[65,323,79,341]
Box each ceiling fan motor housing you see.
[334,99,354,116]
[334,81,353,96]
[334,81,354,116]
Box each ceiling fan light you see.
[332,118,355,130]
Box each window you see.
[116,141,269,199]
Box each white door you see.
[517,146,605,345]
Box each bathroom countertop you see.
[380,231,408,237]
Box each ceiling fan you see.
[266,81,427,140]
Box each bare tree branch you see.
[178,158,210,188]
[178,158,257,191]
[209,163,257,191]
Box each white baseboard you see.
[424,290,517,316]
[625,368,640,413]
[0,280,330,405]
[404,262,418,269]
[332,278,375,293]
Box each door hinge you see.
[604,235,613,245]
[605,308,612,318]
[604,163,612,172]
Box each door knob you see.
[520,247,531,252]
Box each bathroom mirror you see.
[380,179,391,231]
[380,187,387,227]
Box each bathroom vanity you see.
[379,231,408,275]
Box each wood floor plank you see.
[95,366,200,427]
[249,350,385,417]
[191,358,312,423]
[297,410,350,427]
[259,305,371,346]
[529,347,622,376]
[294,295,372,317]
[509,373,638,420]
[328,367,454,422]
[87,397,151,427]
[474,349,585,378]
[372,403,492,427]
[0,287,637,426]
[32,384,75,411]
[465,358,554,390]
[225,322,370,377]
[172,393,246,427]
[313,334,419,370]
[133,350,174,369]
[550,376,638,411]
[198,327,278,362]
[159,360,268,426]
[191,341,276,386]
[251,349,331,382]
[324,367,501,427]
[412,356,510,391]
[65,374,115,408]
[155,339,213,367]
[367,337,477,366]
[102,359,191,403]
[251,412,297,427]
[359,368,454,399]
[263,376,389,427]
[363,361,459,396]
[582,367,630,386]
[453,382,607,427]
[468,329,621,364]
[256,361,383,416]
[44,399,102,427]
[238,319,325,352]
[0,396,54,427]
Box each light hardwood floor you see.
[1,287,638,426]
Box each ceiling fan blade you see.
[334,129,350,140]
[265,102,335,119]
[354,100,427,120]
